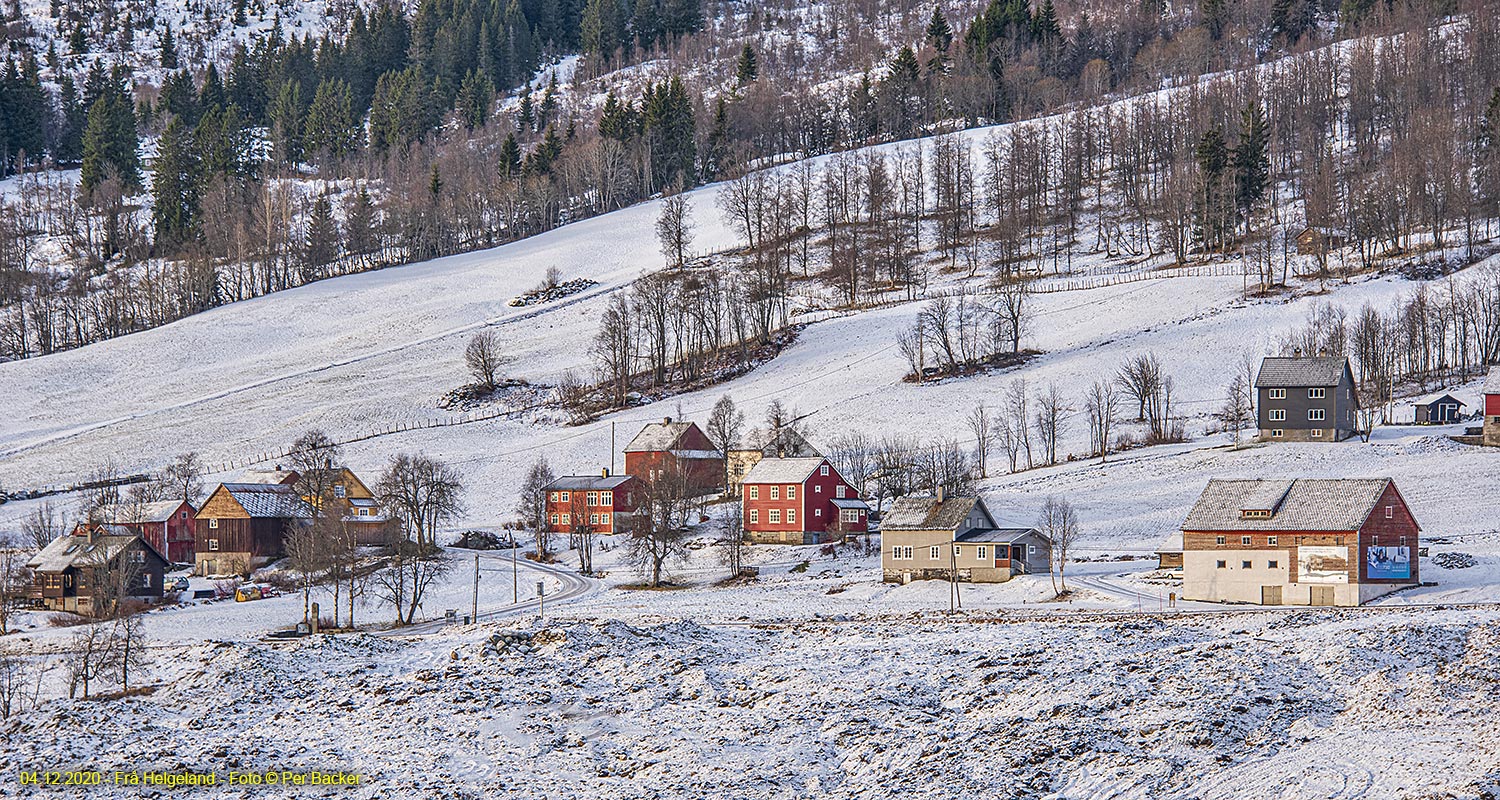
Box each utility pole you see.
[536,580,545,622]
[510,532,519,604]
[610,422,616,474]
[472,553,479,623]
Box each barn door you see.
[1261,586,1282,605]
[1310,586,1335,606]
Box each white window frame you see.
[549,513,559,524]
[208,538,220,551]
[815,485,823,493]
[749,509,759,524]
[977,546,988,560]
[602,491,613,505]
[1269,389,1286,400]
[1215,536,1226,545]
[787,485,796,500]
[208,518,219,529]
[770,486,780,500]
[601,514,610,525]
[786,508,796,524]
[840,509,860,523]
[560,513,571,525]
[768,509,781,524]
[1308,408,1326,421]
[1241,536,1252,545]
[1309,388,1326,399]
[549,491,559,502]
[1268,536,1278,546]
[587,492,598,506]
[835,485,846,499]
[815,508,823,518]
[929,546,940,559]
[1269,409,1287,421]
[1311,429,1324,438]
[334,485,347,498]
[820,465,829,476]
[748,486,759,500]
[560,491,570,502]
[1385,505,1393,519]
[1271,429,1284,438]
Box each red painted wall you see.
[1486,392,1500,416]
[743,460,867,536]
[1357,482,1421,584]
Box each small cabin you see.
[1414,394,1466,425]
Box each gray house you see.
[1254,356,1359,442]
[880,491,1051,584]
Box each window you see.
[1268,560,1279,569]
[1272,429,1284,438]
[1215,536,1226,545]
[954,546,962,557]
[1385,505,1393,519]
[770,486,780,500]
[587,492,598,506]
[589,514,599,525]
[560,491,571,502]
[560,513,571,525]
[1309,409,1326,421]
[334,485,347,498]
[749,486,760,500]
[1242,560,1252,569]
[977,546,988,560]
[1309,388,1326,399]
[749,509,759,524]
[815,509,823,518]
[815,485,823,493]
[549,491,559,502]
[1028,545,1035,556]
[1268,536,1278,546]
[891,546,913,560]
[130,550,145,563]
[208,518,219,529]
[601,514,611,526]
[358,509,369,517]
[930,546,940,559]
[602,491,613,505]
[835,485,846,499]
[1269,409,1287,421]
[1269,389,1287,400]
[1216,560,1227,569]
[549,513,559,524]
[820,465,829,476]
[1311,429,1323,438]
[208,539,220,551]
[1242,510,1270,519]
[787,486,796,500]
[1241,536,1252,545]
[787,509,796,524]
[180,511,188,520]
[840,510,860,523]
[769,509,781,523]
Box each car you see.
[234,585,263,602]
[168,577,190,592]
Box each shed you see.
[1414,394,1466,424]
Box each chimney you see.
[1292,347,1303,358]
[936,486,946,504]
[325,457,332,470]
[601,467,610,478]
[663,417,673,425]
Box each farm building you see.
[1294,226,1347,255]
[301,466,392,545]
[623,418,725,496]
[1486,367,1500,447]
[1254,355,1359,441]
[25,527,169,614]
[741,457,867,544]
[1414,394,1466,425]
[881,492,1051,584]
[1180,478,1420,607]
[96,499,197,564]
[194,483,313,576]
[544,472,639,535]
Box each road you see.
[385,549,599,636]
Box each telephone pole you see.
[471,553,479,623]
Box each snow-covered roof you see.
[742,457,827,485]
[1181,479,1399,532]
[623,421,695,452]
[955,527,1043,544]
[235,468,299,485]
[99,499,191,523]
[1255,356,1349,388]
[218,483,314,519]
[830,498,869,510]
[882,495,992,532]
[546,475,635,491]
[1158,532,1184,553]
[1485,366,1500,395]
[26,533,164,573]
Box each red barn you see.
[1485,366,1500,447]
[741,457,868,544]
[99,499,197,564]
[623,418,725,496]
[544,472,639,535]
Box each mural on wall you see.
[1297,545,1350,583]
[1366,546,1412,580]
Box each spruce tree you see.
[199,64,226,112]
[151,116,201,248]
[56,75,87,164]
[345,186,377,259]
[1233,100,1270,219]
[268,79,303,165]
[457,70,495,131]
[80,91,141,192]
[303,78,356,163]
[303,194,339,278]
[633,0,662,50]
[1194,127,1231,250]
[160,24,178,69]
[233,0,248,27]
[69,22,86,55]
[499,132,521,178]
[735,44,759,87]
[701,94,729,180]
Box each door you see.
[1261,586,1282,605]
[1310,586,1335,606]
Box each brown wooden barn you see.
[195,483,313,576]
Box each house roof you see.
[742,457,827,485]
[235,468,300,485]
[1485,366,1500,395]
[830,498,869,510]
[1420,394,1466,408]
[219,483,314,519]
[1255,356,1349,388]
[624,421,696,452]
[956,527,1043,544]
[734,427,820,458]
[882,495,992,532]
[26,533,165,573]
[1158,532,1184,553]
[545,475,635,491]
[99,499,191,523]
[1181,478,1400,532]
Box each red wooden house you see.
[740,457,868,544]
[100,499,197,564]
[623,418,725,496]
[1484,366,1500,446]
[544,472,639,535]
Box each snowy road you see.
[388,549,599,636]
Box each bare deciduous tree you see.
[464,329,504,391]
[515,457,556,560]
[1221,374,1253,449]
[655,192,694,270]
[1084,381,1120,462]
[705,394,744,492]
[1038,496,1080,596]
[376,453,465,551]
[627,467,695,588]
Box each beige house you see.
[726,427,819,496]
[881,492,1051,584]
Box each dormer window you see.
[1241,510,1271,519]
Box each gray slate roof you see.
[219,483,314,519]
[624,421,696,452]
[26,533,164,573]
[830,498,870,510]
[1255,356,1350,388]
[1485,366,1500,394]
[99,499,190,523]
[545,475,635,491]
[1181,478,1402,532]
[882,495,993,532]
[742,457,828,485]
[956,527,1043,544]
